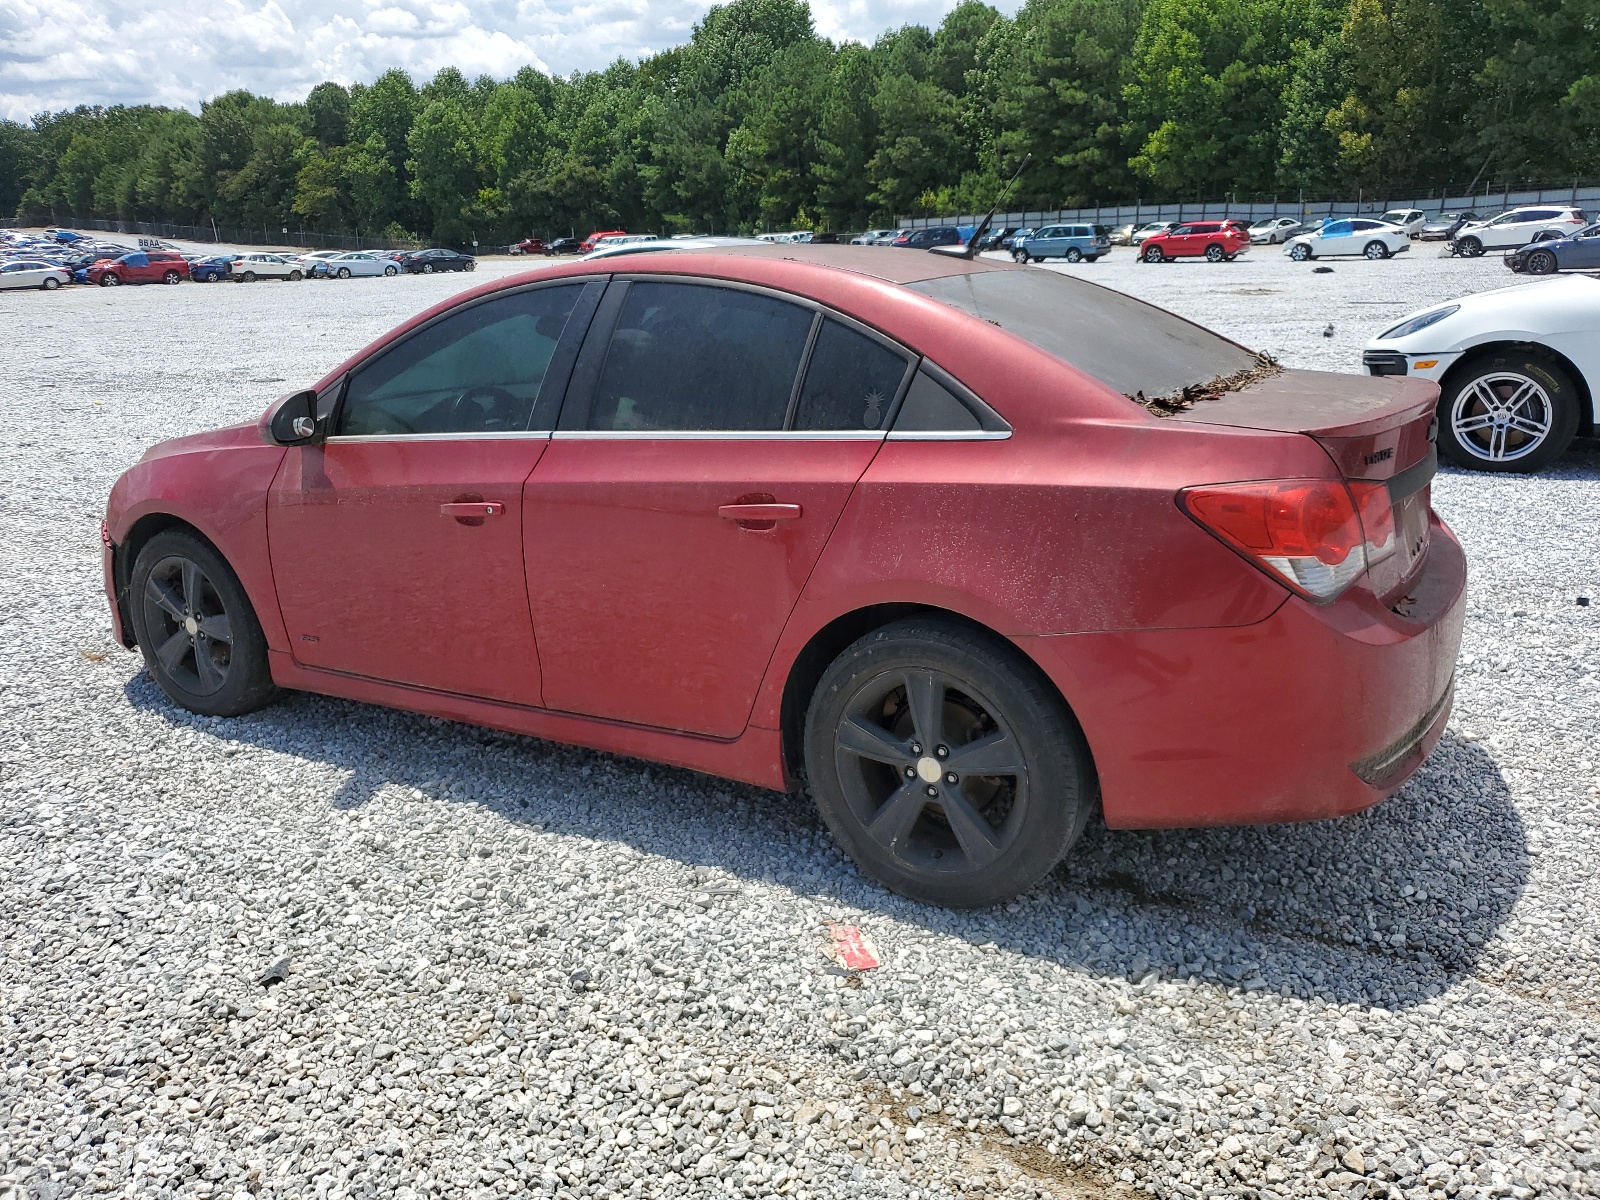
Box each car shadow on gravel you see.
[126,670,1522,1014]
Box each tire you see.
[1065,247,1082,263]
[337,267,351,279]
[384,265,397,276]
[163,270,181,284]
[465,261,475,272]
[289,269,303,281]
[128,529,280,717]
[1204,243,1225,263]
[1438,351,1581,473]
[1364,240,1390,260]
[100,273,120,286]
[803,617,1095,908]
[1142,244,1165,263]
[241,270,256,282]
[422,263,434,274]
[41,277,59,291]
[1456,236,1483,258]
[1289,243,1312,262]
[1525,249,1558,275]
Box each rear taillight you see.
[1180,478,1395,601]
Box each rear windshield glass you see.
[906,269,1258,399]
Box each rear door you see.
[267,279,602,704]
[524,279,914,737]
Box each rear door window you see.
[339,284,586,436]
[586,282,813,431]
[792,319,912,431]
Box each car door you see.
[523,279,914,737]
[1316,220,1355,254]
[267,279,603,704]
[1570,225,1600,268]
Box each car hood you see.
[138,421,266,464]
[1365,274,1600,350]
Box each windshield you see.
[906,269,1258,400]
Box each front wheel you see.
[1364,240,1390,260]
[1525,249,1558,275]
[803,618,1095,908]
[1204,243,1226,262]
[1142,245,1164,263]
[100,273,120,286]
[41,277,59,291]
[384,265,397,276]
[1289,243,1312,261]
[163,270,182,284]
[1065,247,1082,263]
[1438,352,1580,473]
[129,529,280,717]
[1456,236,1484,258]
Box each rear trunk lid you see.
[1169,369,1439,602]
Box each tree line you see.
[0,0,1594,244]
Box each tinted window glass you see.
[893,370,981,432]
[793,320,910,431]
[340,285,582,435]
[589,282,812,431]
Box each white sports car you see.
[323,252,400,278]
[1362,275,1599,472]
[1284,218,1412,261]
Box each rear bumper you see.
[1021,515,1466,828]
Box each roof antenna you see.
[963,153,1032,260]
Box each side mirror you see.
[267,389,322,446]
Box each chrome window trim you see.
[325,431,554,444]
[550,429,888,442]
[886,429,1012,442]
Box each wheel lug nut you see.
[904,766,916,778]
[946,773,958,784]
[925,785,938,798]
[909,742,921,755]
[935,745,948,758]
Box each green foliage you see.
[5,0,1595,237]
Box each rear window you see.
[907,269,1258,401]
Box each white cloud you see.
[0,0,1009,121]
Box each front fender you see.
[105,424,290,653]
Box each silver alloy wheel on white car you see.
[1449,371,1555,463]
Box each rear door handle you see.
[441,502,504,518]
[718,503,802,521]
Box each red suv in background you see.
[510,238,546,256]
[1140,220,1251,264]
[579,230,627,253]
[84,251,190,287]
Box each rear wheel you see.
[1142,244,1165,263]
[384,265,397,276]
[1065,247,1083,263]
[1438,352,1580,472]
[41,277,59,291]
[804,618,1094,908]
[163,270,181,284]
[1289,243,1312,261]
[1204,243,1226,262]
[241,270,256,282]
[1364,240,1390,260]
[289,269,303,281]
[422,263,434,274]
[129,530,280,717]
[464,261,475,272]
[1525,249,1558,275]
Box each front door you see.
[525,280,914,737]
[267,280,598,705]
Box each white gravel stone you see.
[1,245,1597,1200]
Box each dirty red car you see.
[85,250,190,286]
[1140,220,1252,263]
[103,246,1464,907]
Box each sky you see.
[0,0,1002,121]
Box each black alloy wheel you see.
[804,618,1094,908]
[129,530,279,717]
[1204,243,1226,262]
[1143,244,1165,263]
[1526,249,1558,275]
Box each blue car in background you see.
[1011,223,1112,263]
[188,255,237,282]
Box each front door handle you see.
[441,501,503,519]
[718,503,802,521]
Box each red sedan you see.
[1140,220,1252,263]
[102,246,1464,907]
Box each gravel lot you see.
[2,245,1598,1200]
